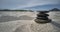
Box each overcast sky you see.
[0,0,60,10]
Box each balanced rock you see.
[35,11,51,23]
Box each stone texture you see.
[35,11,51,23]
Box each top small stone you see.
[39,11,49,14]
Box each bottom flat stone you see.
[34,19,51,23]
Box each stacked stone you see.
[35,11,51,23]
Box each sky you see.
[0,0,60,10]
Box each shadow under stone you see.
[51,21,60,28]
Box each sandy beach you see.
[0,11,60,32]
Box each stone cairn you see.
[35,11,51,23]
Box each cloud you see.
[12,0,60,9]
[0,0,60,9]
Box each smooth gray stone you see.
[34,19,51,23]
[39,11,49,13]
[37,14,49,17]
[36,17,48,20]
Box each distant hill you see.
[0,9,33,12]
[49,8,60,11]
